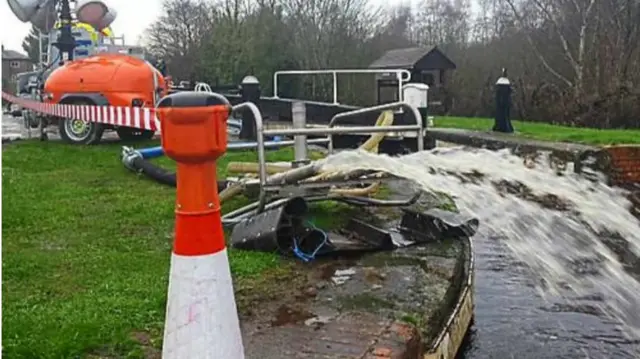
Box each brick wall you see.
[603,146,640,186]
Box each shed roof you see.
[369,46,456,70]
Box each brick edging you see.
[599,145,640,186]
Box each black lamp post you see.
[52,0,77,64]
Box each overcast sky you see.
[1,0,428,53]
[1,0,163,52]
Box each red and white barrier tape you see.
[1,91,161,132]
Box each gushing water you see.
[319,147,640,347]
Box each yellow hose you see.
[329,182,380,196]
[219,182,245,202]
[306,110,393,189]
[356,110,394,153]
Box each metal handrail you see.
[194,82,213,93]
[246,100,425,213]
[231,102,268,211]
[273,69,411,105]
[327,102,425,154]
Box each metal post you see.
[292,102,309,167]
[38,30,43,67]
[332,72,338,104]
[232,102,267,212]
[56,0,76,64]
[272,72,279,98]
[396,72,403,103]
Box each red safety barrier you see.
[1,91,160,132]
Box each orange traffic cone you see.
[157,91,244,359]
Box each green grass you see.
[434,116,640,146]
[1,140,327,358]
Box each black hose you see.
[131,157,228,191]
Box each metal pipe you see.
[396,72,403,103]
[133,138,329,159]
[233,138,328,151]
[274,69,411,78]
[292,102,308,164]
[272,71,279,98]
[332,72,338,104]
[231,102,266,210]
[327,102,425,154]
[221,191,421,225]
[264,124,420,137]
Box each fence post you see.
[292,101,309,167]
[239,75,260,141]
[493,68,514,133]
[157,91,245,359]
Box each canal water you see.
[321,147,640,358]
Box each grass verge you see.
[435,116,640,145]
[2,140,326,358]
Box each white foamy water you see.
[319,147,640,343]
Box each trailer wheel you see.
[58,100,104,145]
[116,127,156,142]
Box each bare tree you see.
[503,0,597,98]
[143,0,640,127]
[145,0,215,80]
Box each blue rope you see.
[292,222,328,262]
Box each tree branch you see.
[503,0,574,87]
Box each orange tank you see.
[44,53,168,108]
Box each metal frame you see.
[272,69,412,105]
[327,102,425,154]
[231,102,269,210]
[234,100,425,213]
[194,82,213,92]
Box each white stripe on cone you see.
[162,249,245,359]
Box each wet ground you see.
[1,113,126,143]
[2,113,27,142]
[240,240,465,359]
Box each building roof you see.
[369,47,430,69]
[2,48,30,61]
[369,46,456,70]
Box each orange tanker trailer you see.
[8,0,168,144]
[44,51,168,144]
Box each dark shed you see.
[369,46,456,107]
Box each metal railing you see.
[327,102,425,154]
[231,102,269,210]
[194,82,213,93]
[239,100,425,212]
[272,69,411,105]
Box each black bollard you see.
[493,68,514,133]
[239,75,260,141]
